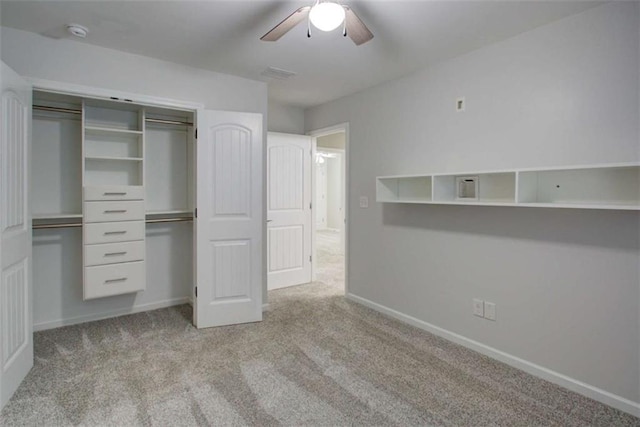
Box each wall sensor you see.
[66,24,89,38]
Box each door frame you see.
[307,123,349,294]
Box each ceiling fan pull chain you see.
[308,16,312,38]
[342,13,347,37]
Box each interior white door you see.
[195,110,263,328]
[267,132,312,290]
[0,62,32,408]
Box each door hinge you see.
[195,287,197,297]
[195,128,198,139]
[194,208,197,218]
[309,255,312,262]
[310,202,312,210]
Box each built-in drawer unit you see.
[84,241,145,267]
[84,221,145,244]
[84,261,146,300]
[84,185,144,201]
[84,200,145,223]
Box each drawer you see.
[84,200,145,223]
[84,241,145,267]
[84,261,145,300]
[84,221,145,244]
[84,185,144,201]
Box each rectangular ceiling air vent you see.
[261,67,297,80]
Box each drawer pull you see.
[105,277,127,284]
[104,231,127,235]
[104,251,127,257]
[104,209,127,214]
[104,192,127,196]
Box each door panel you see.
[0,61,32,409]
[195,110,262,328]
[267,133,311,290]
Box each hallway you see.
[315,229,344,292]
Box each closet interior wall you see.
[31,90,195,330]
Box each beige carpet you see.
[1,281,638,426]
[315,228,345,291]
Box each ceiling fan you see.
[261,1,373,46]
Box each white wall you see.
[1,26,270,325]
[1,27,267,114]
[305,1,640,409]
[268,100,305,134]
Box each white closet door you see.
[267,133,312,290]
[195,110,263,328]
[0,62,32,408]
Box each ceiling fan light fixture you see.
[309,2,346,32]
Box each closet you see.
[28,85,262,331]
[32,90,195,317]
[1,63,263,408]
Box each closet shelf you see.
[147,210,193,217]
[33,213,83,220]
[84,126,143,135]
[376,163,640,211]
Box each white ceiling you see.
[0,1,601,108]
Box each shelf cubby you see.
[433,172,516,203]
[84,100,143,132]
[376,175,432,203]
[84,158,143,187]
[518,165,640,209]
[84,129,142,159]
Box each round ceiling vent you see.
[66,24,89,38]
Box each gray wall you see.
[268,100,305,134]
[1,26,270,326]
[305,2,640,403]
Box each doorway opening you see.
[311,127,347,294]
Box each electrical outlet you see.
[473,298,484,317]
[484,302,496,321]
[359,196,369,208]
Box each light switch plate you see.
[484,302,496,321]
[359,196,369,208]
[473,298,484,317]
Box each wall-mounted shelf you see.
[376,163,640,210]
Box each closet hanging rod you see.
[33,217,193,230]
[32,105,193,126]
[146,117,193,126]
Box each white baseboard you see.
[34,297,191,332]
[262,303,270,311]
[346,292,640,417]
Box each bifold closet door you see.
[195,110,263,328]
[0,62,33,409]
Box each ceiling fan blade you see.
[261,6,311,42]
[344,6,373,46]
